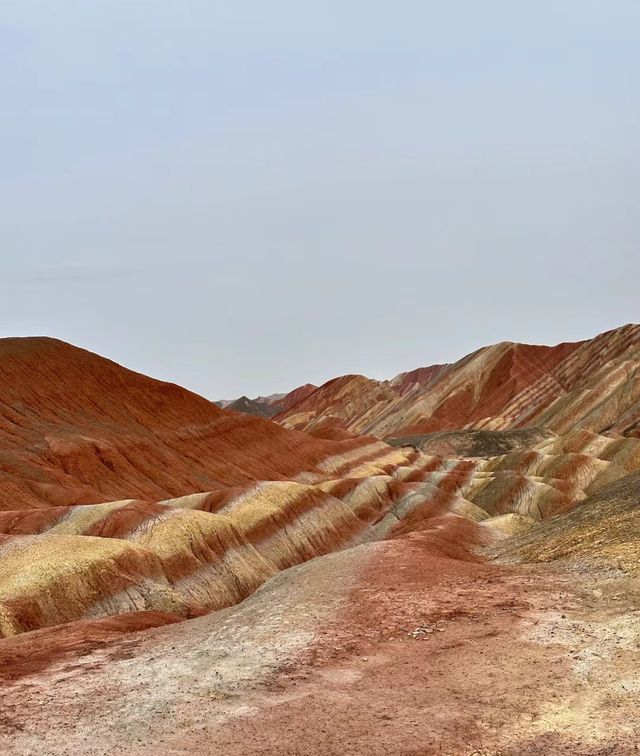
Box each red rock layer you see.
[274,374,399,435]
[1,427,639,635]
[274,383,318,413]
[0,337,388,511]
[0,611,182,681]
[276,325,640,439]
[2,328,640,639]
[388,364,449,395]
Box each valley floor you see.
[2,517,639,756]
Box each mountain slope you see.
[3,328,640,638]
[3,328,640,753]
[218,383,318,418]
[276,325,640,439]
[0,338,388,511]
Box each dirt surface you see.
[2,516,639,755]
[387,428,552,458]
[0,612,182,682]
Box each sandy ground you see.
[1,518,639,755]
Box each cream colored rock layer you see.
[2,428,640,636]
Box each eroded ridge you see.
[2,329,640,754]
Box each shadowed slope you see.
[387,428,552,457]
[272,383,318,413]
[388,364,449,395]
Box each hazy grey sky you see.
[2,1,639,398]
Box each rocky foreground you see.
[1,327,640,754]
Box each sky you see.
[1,1,639,399]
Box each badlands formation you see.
[1,325,640,754]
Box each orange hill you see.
[0,337,382,511]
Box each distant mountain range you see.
[225,324,640,441]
